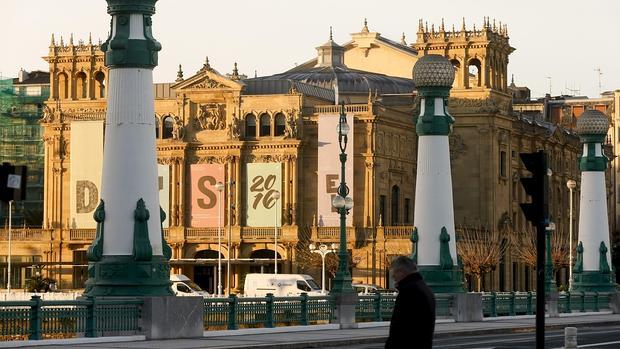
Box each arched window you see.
[75,72,87,99]
[450,59,460,88]
[250,249,282,274]
[468,58,482,87]
[245,114,256,138]
[57,73,68,99]
[391,185,400,225]
[94,72,105,98]
[274,113,286,136]
[162,115,173,139]
[259,113,271,137]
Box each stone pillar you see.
[84,0,172,297]
[411,55,464,293]
[572,109,616,293]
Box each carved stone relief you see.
[195,103,225,131]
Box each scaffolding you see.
[0,76,47,227]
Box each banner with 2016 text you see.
[317,113,353,226]
[245,163,282,227]
[189,164,225,227]
[70,121,104,229]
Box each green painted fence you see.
[0,295,142,340]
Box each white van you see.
[170,274,211,298]
[243,274,323,297]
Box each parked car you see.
[170,274,211,297]
[352,283,398,295]
[243,273,324,297]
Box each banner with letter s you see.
[189,164,225,227]
[245,163,281,227]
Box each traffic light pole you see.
[536,220,545,349]
[519,150,548,349]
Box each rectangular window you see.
[73,251,88,289]
[404,198,411,224]
[500,151,506,177]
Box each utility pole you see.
[594,68,603,96]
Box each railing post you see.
[28,295,42,340]
[580,292,586,312]
[373,292,382,322]
[227,294,237,330]
[300,293,308,326]
[593,292,599,312]
[526,292,533,315]
[509,291,516,316]
[85,296,96,337]
[491,292,498,318]
[265,293,274,328]
[566,291,572,313]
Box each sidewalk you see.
[7,312,620,349]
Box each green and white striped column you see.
[84,0,173,297]
[572,109,616,292]
[411,55,464,293]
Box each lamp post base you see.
[418,265,465,294]
[84,255,173,297]
[330,292,358,329]
[571,271,616,293]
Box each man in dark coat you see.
[385,256,435,349]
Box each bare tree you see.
[509,228,571,269]
[456,225,507,292]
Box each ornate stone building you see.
[3,19,604,293]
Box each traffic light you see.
[0,162,27,203]
[519,151,548,224]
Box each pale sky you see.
[2,0,619,98]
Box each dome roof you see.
[250,65,414,95]
[412,55,455,88]
[576,109,609,135]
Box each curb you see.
[215,319,620,349]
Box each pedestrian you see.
[385,256,435,349]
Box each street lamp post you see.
[309,243,337,293]
[227,180,233,295]
[7,200,13,292]
[331,101,354,295]
[566,179,576,290]
[273,190,280,274]
[545,221,556,293]
[215,182,225,296]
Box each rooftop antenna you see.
[594,67,603,95]
[565,83,580,96]
[545,76,552,95]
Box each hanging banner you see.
[246,162,281,227]
[70,121,104,229]
[317,113,353,226]
[158,164,170,228]
[189,163,225,227]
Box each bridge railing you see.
[0,296,142,341]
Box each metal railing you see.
[240,227,281,240]
[314,104,369,114]
[69,229,95,241]
[0,229,43,241]
[0,295,142,341]
[481,291,611,317]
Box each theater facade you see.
[7,20,604,293]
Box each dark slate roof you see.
[247,65,414,95]
[13,71,50,85]
[243,79,335,101]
